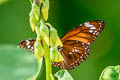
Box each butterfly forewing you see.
[61,20,105,45]
[19,20,105,70]
[19,39,35,52]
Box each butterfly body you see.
[19,20,105,70]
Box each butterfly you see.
[19,20,105,70]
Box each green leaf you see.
[55,69,74,80]
[99,66,120,80]
[0,45,38,80]
[28,57,45,80]
[115,65,120,73]
[50,46,64,62]
[36,58,46,80]
[115,66,120,80]
[0,0,10,5]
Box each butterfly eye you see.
[57,46,61,49]
[57,46,62,51]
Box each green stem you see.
[40,18,52,79]
[42,39,52,80]
[33,0,52,79]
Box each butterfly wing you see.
[61,20,105,44]
[52,20,105,70]
[19,20,105,70]
[19,39,35,52]
[52,40,90,70]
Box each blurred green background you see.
[0,0,120,80]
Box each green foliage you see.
[32,2,40,21]
[0,0,10,5]
[29,11,38,32]
[1,0,120,80]
[29,0,67,80]
[47,23,63,47]
[55,69,74,80]
[36,58,46,80]
[0,45,38,80]
[29,0,40,31]
[34,40,44,60]
[41,0,49,21]
[50,45,64,62]
[99,66,120,80]
[40,21,49,45]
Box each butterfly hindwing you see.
[52,40,90,70]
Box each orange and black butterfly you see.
[19,20,105,70]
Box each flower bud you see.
[29,11,37,32]
[34,40,44,60]
[50,46,64,62]
[32,2,40,21]
[41,0,49,21]
[29,2,40,32]
[40,23,49,45]
[35,27,41,38]
[49,24,63,47]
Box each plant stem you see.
[42,39,52,80]
[33,0,52,79]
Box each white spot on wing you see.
[89,30,93,33]
[85,47,87,49]
[88,43,91,45]
[27,45,31,49]
[74,49,79,52]
[94,31,97,33]
[79,24,82,26]
[90,27,96,29]
[84,22,93,27]
[69,52,72,55]
[26,40,30,45]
